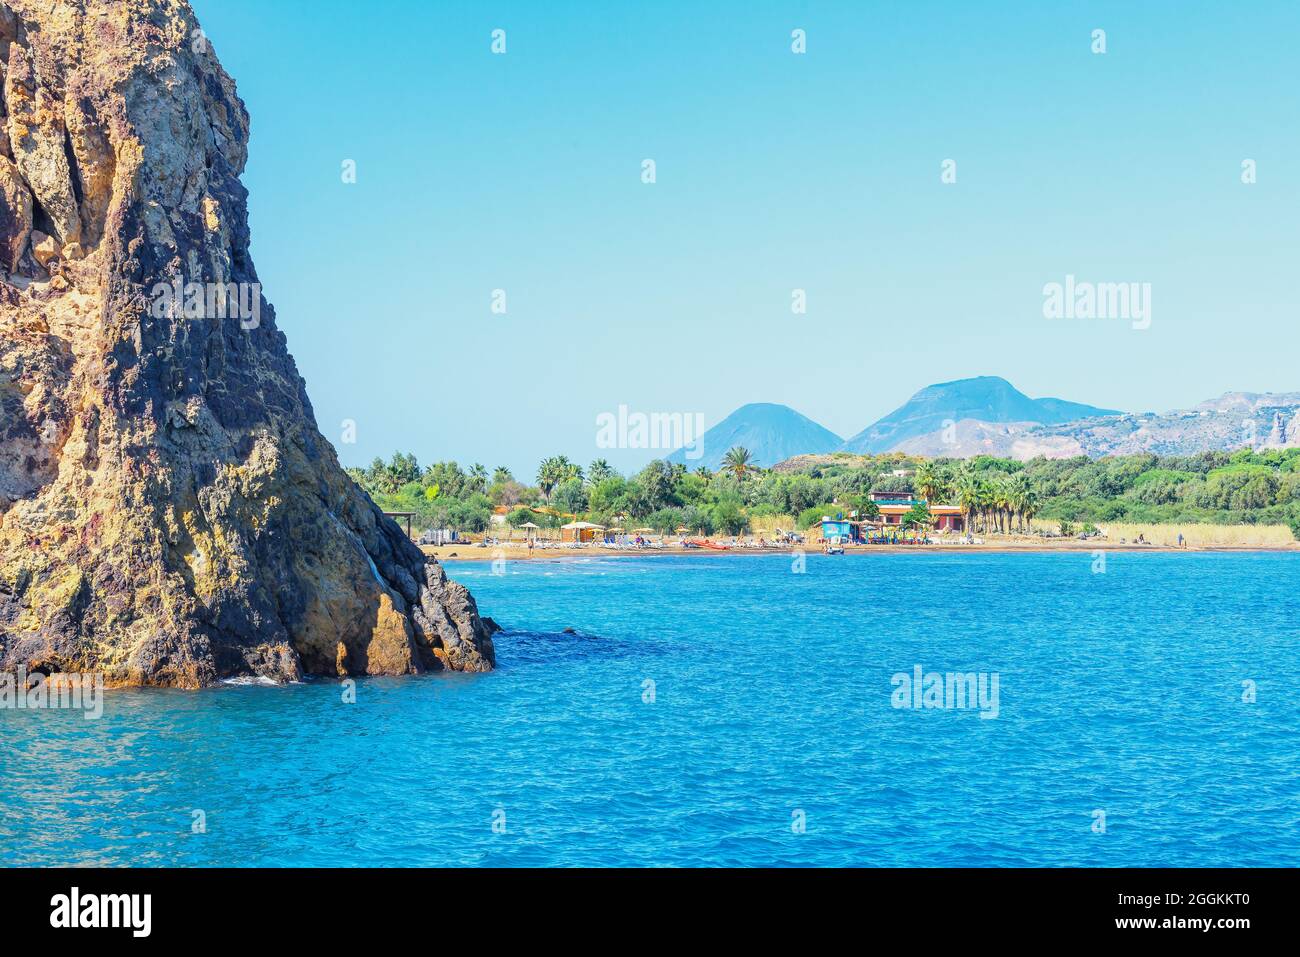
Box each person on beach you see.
[1177,532,1185,548]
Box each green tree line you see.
[346,446,1300,540]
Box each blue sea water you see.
[2,551,1298,867]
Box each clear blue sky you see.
[191,0,1299,478]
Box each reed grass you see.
[1030,519,1294,546]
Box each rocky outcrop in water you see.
[0,0,495,686]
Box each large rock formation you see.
[0,0,495,686]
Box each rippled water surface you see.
[3,552,1298,866]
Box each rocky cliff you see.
[0,0,495,686]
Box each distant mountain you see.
[1194,391,1300,414]
[1003,394,1300,459]
[893,419,1048,458]
[839,376,1121,454]
[670,384,1300,472]
[666,403,842,471]
[891,391,1300,460]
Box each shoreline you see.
[426,540,1300,562]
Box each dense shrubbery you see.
[347,446,1300,539]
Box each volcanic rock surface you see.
[0,0,495,686]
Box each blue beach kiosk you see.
[821,517,854,541]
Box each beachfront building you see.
[820,492,966,542]
[868,491,913,504]
[875,502,965,531]
[561,521,605,543]
[932,505,964,531]
[867,490,964,531]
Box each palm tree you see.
[976,477,996,534]
[1019,481,1040,534]
[536,456,563,500]
[993,478,1014,534]
[956,472,981,535]
[723,447,755,481]
[469,463,488,495]
[538,454,583,499]
[557,456,583,485]
[587,459,616,486]
[1009,474,1032,532]
[492,466,513,485]
[915,461,940,503]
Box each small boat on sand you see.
[688,539,731,551]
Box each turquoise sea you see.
[3,552,1297,867]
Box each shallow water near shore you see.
[3,551,1298,867]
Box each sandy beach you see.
[423,538,1300,562]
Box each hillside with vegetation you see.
[347,446,1300,542]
